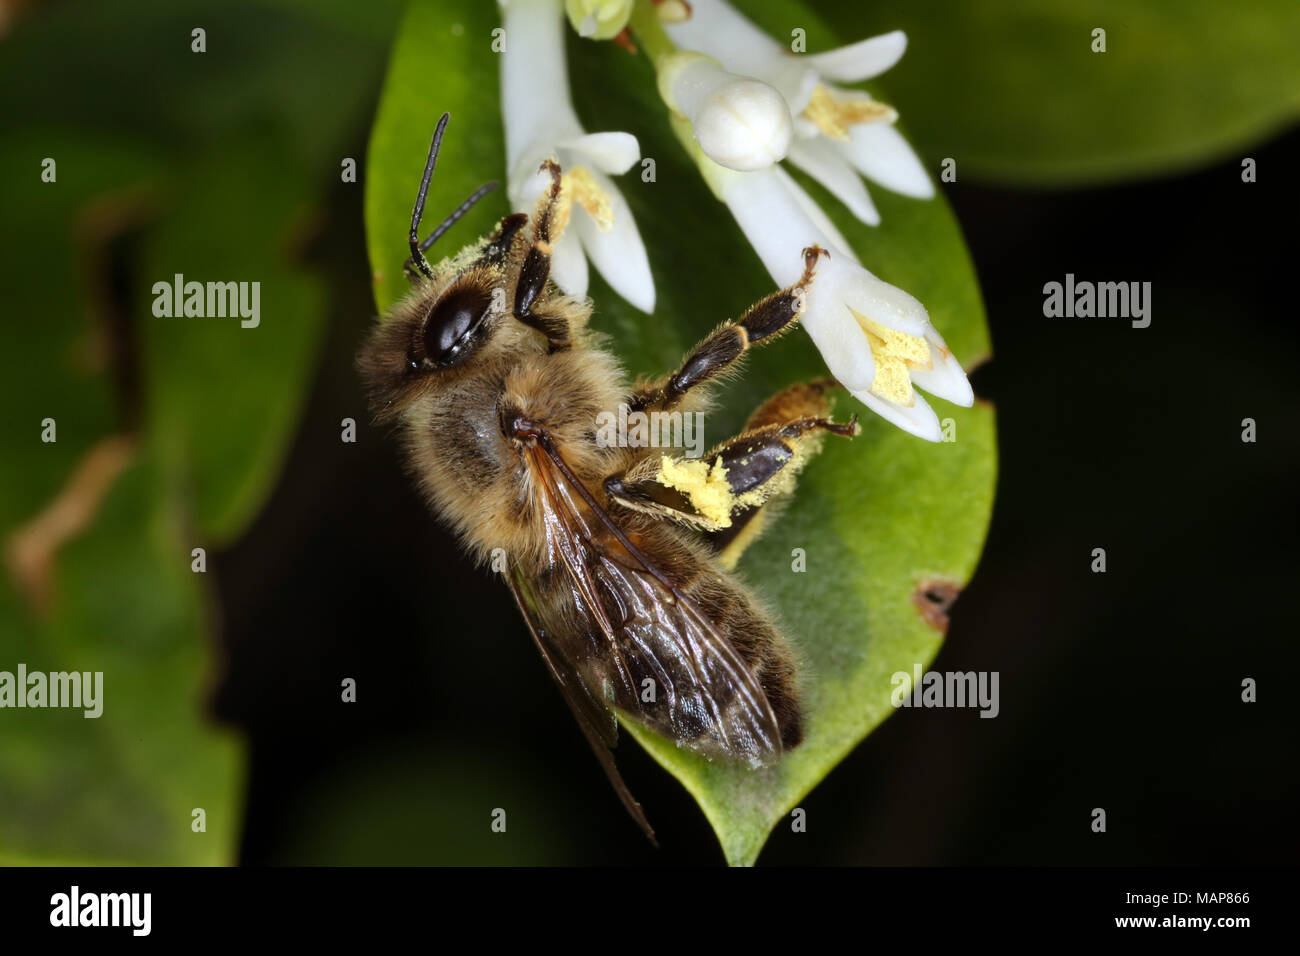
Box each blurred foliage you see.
[367,0,994,865]
[811,0,1300,185]
[1,0,1291,867]
[0,0,405,863]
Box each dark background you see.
[212,113,1299,864]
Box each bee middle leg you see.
[627,246,826,413]
[604,380,856,565]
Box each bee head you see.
[358,113,533,420]
[357,253,519,422]
[406,272,502,373]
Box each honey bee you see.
[359,114,858,841]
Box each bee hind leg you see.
[604,380,856,568]
[708,379,853,569]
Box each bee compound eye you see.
[419,284,493,367]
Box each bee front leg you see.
[479,212,529,265]
[628,246,826,413]
[512,160,573,351]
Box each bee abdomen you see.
[684,573,804,752]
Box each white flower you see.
[666,0,931,226]
[564,0,633,40]
[657,51,792,171]
[703,160,972,441]
[499,0,655,312]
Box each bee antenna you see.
[408,112,452,280]
[416,179,499,255]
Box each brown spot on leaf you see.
[914,579,961,634]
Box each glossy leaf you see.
[811,0,1300,185]
[367,0,994,865]
[0,0,401,863]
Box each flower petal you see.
[500,0,584,171]
[839,265,931,338]
[840,118,934,198]
[572,169,656,313]
[663,0,786,72]
[800,290,876,393]
[909,328,974,406]
[764,58,821,116]
[549,229,589,299]
[850,386,943,442]
[717,164,813,285]
[772,166,862,266]
[557,131,641,174]
[785,138,880,226]
[807,30,908,83]
[507,154,555,210]
[792,115,822,140]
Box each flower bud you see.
[564,0,633,40]
[659,52,791,171]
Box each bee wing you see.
[522,440,785,768]
[503,564,657,845]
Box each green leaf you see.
[811,0,1300,185]
[0,459,244,866]
[0,0,402,862]
[136,141,329,544]
[366,0,994,864]
[0,0,401,543]
[0,133,240,864]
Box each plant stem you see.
[628,0,732,199]
[628,0,677,68]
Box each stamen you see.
[561,165,616,233]
[803,84,897,141]
[852,311,932,406]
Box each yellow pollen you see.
[803,84,897,141]
[852,310,933,406]
[656,455,735,528]
[559,165,615,234]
